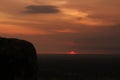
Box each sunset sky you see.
[0,0,120,54]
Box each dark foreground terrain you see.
[37,54,120,80]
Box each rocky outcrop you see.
[0,37,38,80]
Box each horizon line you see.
[37,51,120,54]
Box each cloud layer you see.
[24,5,60,14]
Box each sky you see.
[0,0,120,54]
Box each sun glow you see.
[69,51,77,55]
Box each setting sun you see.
[69,51,77,55]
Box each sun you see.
[69,50,77,55]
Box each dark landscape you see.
[37,54,120,80]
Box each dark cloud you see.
[24,5,60,14]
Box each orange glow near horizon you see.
[69,51,77,55]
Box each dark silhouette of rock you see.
[0,37,38,80]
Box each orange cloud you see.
[0,24,49,35]
[55,29,77,33]
[77,18,116,26]
[0,12,11,21]
[60,8,88,18]
[31,0,67,6]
